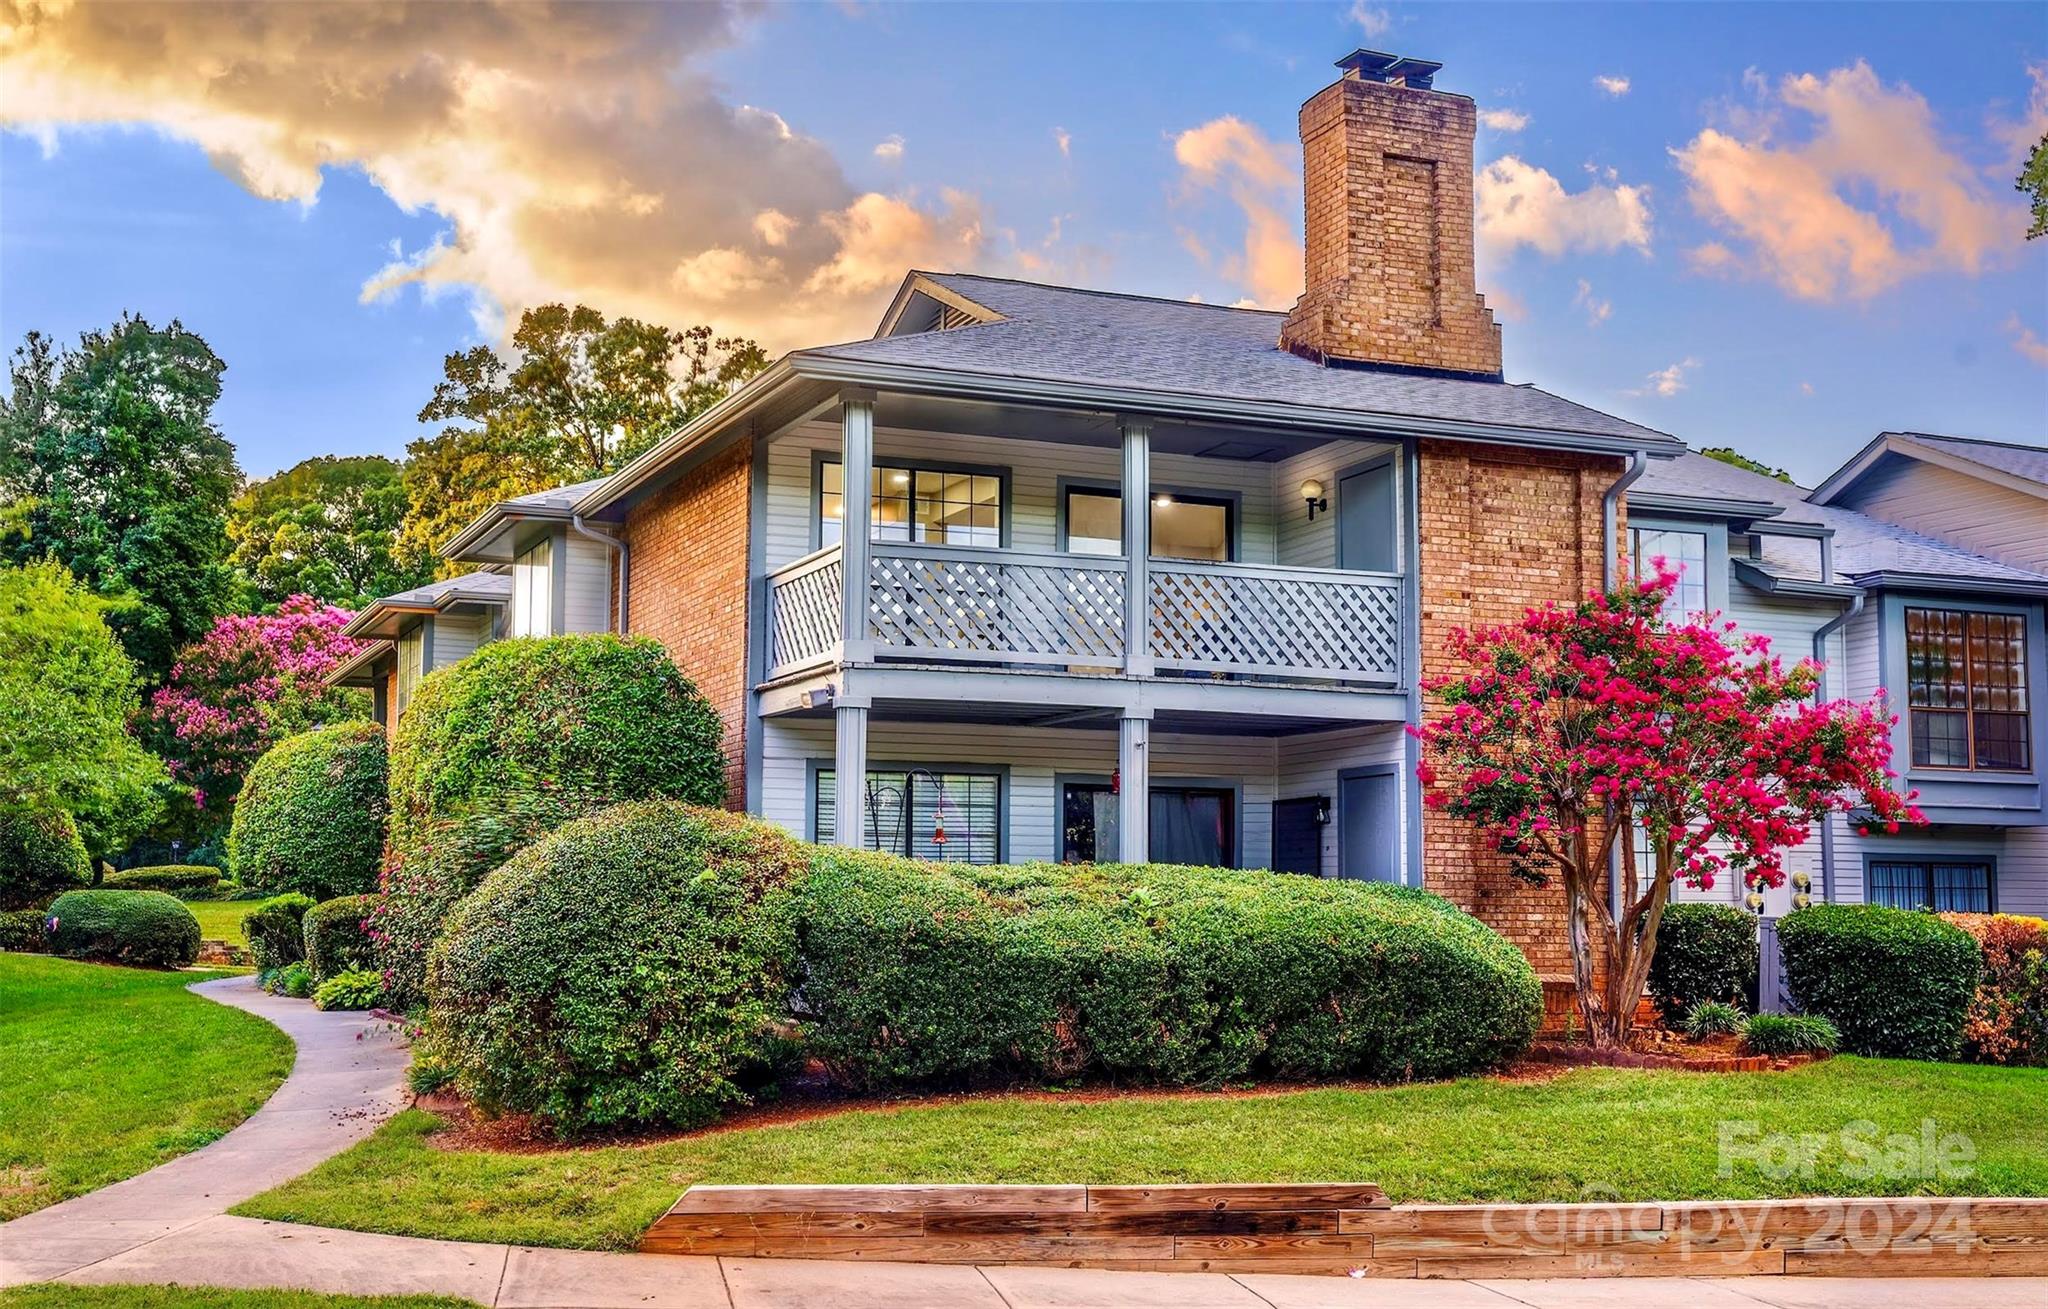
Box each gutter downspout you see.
[1602,449,1651,591]
[1810,591,1865,904]
[571,515,629,633]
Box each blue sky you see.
[2,1,2042,482]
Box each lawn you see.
[187,899,255,946]
[0,1289,477,1309]
[236,1056,2048,1251]
[0,954,294,1220]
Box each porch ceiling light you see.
[1301,478,1328,521]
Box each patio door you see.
[1338,767,1399,882]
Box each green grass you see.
[0,954,293,1220]
[186,899,254,946]
[0,1289,478,1309]
[236,1056,2048,1251]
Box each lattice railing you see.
[1149,560,1402,683]
[766,547,843,676]
[867,543,1126,666]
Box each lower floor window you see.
[814,768,1001,864]
[1062,782,1235,867]
[1867,859,1992,913]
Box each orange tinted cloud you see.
[1172,116,1301,308]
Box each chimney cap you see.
[1335,48,1443,89]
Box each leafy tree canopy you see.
[0,316,241,681]
[0,560,167,858]
[398,305,766,575]
[2022,128,2048,240]
[230,454,431,609]
[1701,446,1793,483]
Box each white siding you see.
[1274,723,1409,877]
[1837,457,2048,573]
[2001,825,2048,916]
[430,610,491,668]
[562,534,613,634]
[1273,439,1401,570]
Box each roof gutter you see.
[1603,450,1651,591]
[570,515,628,633]
[1811,589,1866,905]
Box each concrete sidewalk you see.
[2,973,2038,1307]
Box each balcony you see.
[766,540,1404,687]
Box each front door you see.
[1338,768,1399,882]
[1338,459,1397,573]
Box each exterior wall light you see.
[1301,479,1328,521]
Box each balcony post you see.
[1118,710,1150,864]
[838,388,876,663]
[1120,415,1153,676]
[833,702,870,850]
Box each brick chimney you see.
[1279,51,1503,380]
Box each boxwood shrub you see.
[1779,903,1980,1060]
[244,892,317,973]
[427,802,807,1135]
[796,851,1543,1090]
[45,889,200,968]
[1,907,47,952]
[303,894,378,982]
[103,864,223,897]
[1647,902,1759,1026]
[229,722,388,901]
[1,810,91,910]
[380,635,726,1005]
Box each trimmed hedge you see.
[304,894,378,982]
[1779,904,1980,1060]
[1943,912,2048,1066]
[229,722,388,901]
[427,803,807,1135]
[796,850,1543,1091]
[1,907,47,952]
[380,635,727,1006]
[45,889,200,968]
[245,892,317,973]
[0,810,91,910]
[1647,902,1759,1026]
[103,864,223,897]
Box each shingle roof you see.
[372,572,511,608]
[1640,452,2048,587]
[504,478,610,511]
[798,273,1678,447]
[1885,431,2048,490]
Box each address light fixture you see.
[1301,478,1328,521]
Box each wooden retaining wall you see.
[641,1184,2048,1278]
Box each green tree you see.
[397,306,766,573]
[2022,129,2048,240]
[0,317,240,681]
[229,454,430,608]
[1702,446,1793,483]
[0,561,167,859]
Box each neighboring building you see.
[328,572,509,726]
[352,50,2042,975]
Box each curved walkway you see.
[0,976,2034,1308]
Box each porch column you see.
[839,388,876,663]
[1120,415,1153,676]
[1118,711,1150,864]
[833,703,870,849]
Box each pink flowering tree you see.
[1414,563,1920,1048]
[145,595,367,819]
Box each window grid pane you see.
[821,461,1001,549]
[1630,527,1708,619]
[1907,606,2031,770]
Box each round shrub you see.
[229,722,388,901]
[427,802,806,1136]
[244,892,317,973]
[1779,904,1980,1060]
[796,852,1543,1091]
[0,810,91,910]
[1,907,48,952]
[1647,902,1759,1026]
[45,889,200,968]
[103,865,223,897]
[380,635,727,1005]
[303,894,378,982]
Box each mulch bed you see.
[1525,1031,1830,1073]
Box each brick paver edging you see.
[640,1184,2048,1279]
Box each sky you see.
[1,1,2043,484]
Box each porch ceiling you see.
[866,392,1354,462]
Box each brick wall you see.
[1416,439,1623,974]
[624,438,753,809]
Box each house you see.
[328,572,509,723]
[334,49,2048,973]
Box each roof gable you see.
[1811,431,2048,507]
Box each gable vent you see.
[936,304,977,331]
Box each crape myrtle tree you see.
[1414,563,1920,1048]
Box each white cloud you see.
[805,189,984,297]
[2006,314,2048,368]
[1799,380,1816,396]
[1671,61,2019,301]
[1479,107,1530,132]
[1172,115,1300,308]
[1347,2,1392,37]
[1631,357,1699,397]
[1475,156,1652,257]
[873,134,904,162]
[752,209,797,247]
[1571,278,1612,326]
[1595,74,1632,97]
[1053,126,1071,158]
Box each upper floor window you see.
[510,537,553,637]
[820,460,1001,549]
[1629,526,1707,619]
[1905,606,2030,771]
[1064,488,1233,562]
